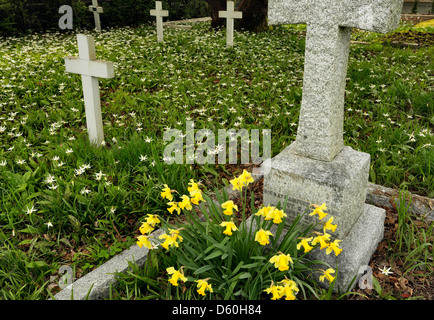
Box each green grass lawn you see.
[0,21,432,299]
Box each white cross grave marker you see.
[64,34,114,146]
[150,1,169,43]
[89,0,103,32]
[219,1,242,47]
[268,0,404,161]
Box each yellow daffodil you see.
[319,268,335,283]
[220,221,238,236]
[178,195,192,211]
[230,176,245,192]
[190,190,204,205]
[159,229,183,250]
[278,279,299,300]
[188,179,200,195]
[166,267,187,286]
[255,205,286,224]
[264,283,283,300]
[221,200,238,216]
[240,169,254,186]
[145,214,160,227]
[137,234,152,249]
[323,216,337,233]
[167,201,181,215]
[256,205,274,219]
[139,222,154,235]
[311,232,331,249]
[270,208,287,224]
[326,239,342,256]
[280,286,296,300]
[279,278,299,292]
[269,253,293,271]
[196,279,213,296]
[161,184,173,201]
[255,228,274,246]
[296,237,314,253]
[309,203,328,220]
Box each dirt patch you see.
[380,30,434,47]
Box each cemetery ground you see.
[0,20,433,300]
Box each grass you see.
[0,20,433,300]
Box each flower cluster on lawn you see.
[135,170,343,300]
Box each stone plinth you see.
[263,143,371,240]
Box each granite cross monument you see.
[263,0,404,290]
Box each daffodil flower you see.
[255,205,274,219]
[311,232,331,249]
[323,216,337,233]
[256,206,287,224]
[145,214,160,226]
[167,201,181,215]
[190,190,204,205]
[296,237,314,253]
[137,234,152,249]
[161,184,173,201]
[240,169,254,186]
[221,200,238,216]
[264,283,283,300]
[255,228,274,246]
[319,268,335,283]
[269,253,293,271]
[139,222,154,235]
[309,203,328,220]
[326,239,342,256]
[188,179,200,195]
[230,176,245,192]
[159,229,183,250]
[166,267,187,286]
[278,279,299,300]
[178,195,192,211]
[220,221,238,236]
[196,279,213,296]
[270,208,286,224]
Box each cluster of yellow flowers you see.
[166,267,213,296]
[298,203,342,286]
[230,169,254,192]
[161,179,204,215]
[296,203,342,257]
[136,214,160,249]
[264,278,299,300]
[136,179,204,251]
[137,170,342,299]
[139,179,214,296]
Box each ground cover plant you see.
[0,20,432,299]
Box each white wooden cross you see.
[268,0,403,161]
[89,0,103,32]
[64,34,114,146]
[150,1,169,43]
[219,1,242,47]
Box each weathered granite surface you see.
[263,143,371,239]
